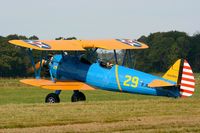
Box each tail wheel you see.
[71,91,86,102]
[45,93,60,103]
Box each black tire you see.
[45,93,60,103]
[71,91,86,102]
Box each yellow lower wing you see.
[20,79,96,90]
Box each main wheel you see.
[71,91,86,102]
[45,93,60,103]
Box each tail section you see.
[162,59,195,98]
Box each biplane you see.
[8,39,195,103]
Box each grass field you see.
[0,74,200,133]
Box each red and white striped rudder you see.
[180,60,195,98]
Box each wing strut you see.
[122,50,127,66]
[27,49,43,79]
[121,50,136,68]
[114,50,118,64]
[88,48,98,61]
[49,66,56,82]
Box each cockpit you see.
[62,48,136,70]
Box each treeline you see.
[0,35,39,77]
[134,31,200,72]
[0,31,199,77]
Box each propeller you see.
[27,54,53,75]
[27,59,46,73]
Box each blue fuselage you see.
[50,55,179,98]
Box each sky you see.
[0,0,199,39]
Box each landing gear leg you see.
[71,90,86,102]
[45,90,61,103]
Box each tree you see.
[134,31,191,72]
[188,33,200,72]
[0,34,39,77]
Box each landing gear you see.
[45,93,60,103]
[71,90,86,102]
[44,90,86,103]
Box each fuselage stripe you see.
[115,65,122,92]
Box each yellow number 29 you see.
[123,75,139,88]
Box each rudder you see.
[179,60,195,97]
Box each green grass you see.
[0,74,200,133]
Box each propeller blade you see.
[27,59,45,73]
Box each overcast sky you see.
[0,0,199,39]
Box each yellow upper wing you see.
[9,39,148,51]
[9,40,85,51]
[81,39,148,50]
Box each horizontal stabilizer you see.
[20,79,96,90]
[148,79,175,88]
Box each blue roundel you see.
[24,40,51,49]
[116,39,142,47]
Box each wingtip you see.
[8,40,14,44]
[139,41,149,49]
[8,40,19,44]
